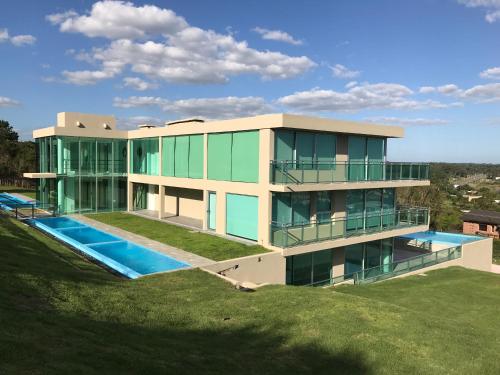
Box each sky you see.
[1,0,500,163]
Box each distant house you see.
[463,210,500,239]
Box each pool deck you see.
[71,214,216,268]
[6,192,35,202]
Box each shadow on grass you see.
[0,214,373,374]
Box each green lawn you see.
[0,184,36,199]
[1,213,500,374]
[494,239,500,264]
[85,212,269,261]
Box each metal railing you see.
[0,200,58,219]
[309,245,462,287]
[270,207,429,248]
[60,159,127,176]
[270,161,430,184]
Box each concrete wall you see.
[461,237,493,272]
[203,251,286,285]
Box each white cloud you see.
[46,2,186,39]
[277,83,450,113]
[47,1,315,85]
[0,96,21,107]
[419,84,462,95]
[0,29,8,43]
[331,64,361,79]
[479,66,500,80]
[345,81,358,89]
[461,82,500,102]
[114,95,272,120]
[252,27,303,45]
[364,116,450,126]
[457,0,500,22]
[10,34,36,46]
[62,68,121,85]
[0,28,36,46]
[122,77,158,91]
[419,86,436,94]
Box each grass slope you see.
[0,185,36,199]
[85,212,269,261]
[1,214,500,374]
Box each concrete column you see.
[127,181,133,211]
[158,136,162,176]
[158,185,164,219]
[332,246,345,277]
[333,190,346,218]
[259,128,273,185]
[215,190,226,236]
[258,191,272,246]
[336,134,348,162]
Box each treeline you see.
[0,120,36,181]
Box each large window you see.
[286,249,333,285]
[207,131,259,183]
[346,188,395,232]
[344,239,394,277]
[272,192,311,225]
[347,136,386,181]
[131,138,159,175]
[162,134,204,178]
[274,130,336,168]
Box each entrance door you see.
[208,192,216,230]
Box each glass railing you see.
[59,160,127,175]
[308,245,461,287]
[270,207,429,248]
[270,161,430,184]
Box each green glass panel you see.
[291,253,312,285]
[316,133,336,169]
[208,133,232,181]
[162,137,175,177]
[272,193,292,225]
[316,191,331,223]
[348,136,366,181]
[80,177,96,212]
[97,178,112,211]
[80,139,96,175]
[366,189,382,228]
[381,239,393,273]
[312,249,333,283]
[62,177,79,214]
[275,130,294,161]
[188,135,204,179]
[133,183,147,210]
[231,131,259,183]
[226,193,258,241]
[345,244,363,274]
[97,141,112,174]
[292,192,310,225]
[367,138,384,180]
[113,140,127,174]
[346,190,364,231]
[295,132,314,169]
[365,241,381,269]
[114,177,128,210]
[382,188,395,226]
[174,135,189,177]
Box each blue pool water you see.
[31,217,190,278]
[0,193,32,210]
[400,231,482,245]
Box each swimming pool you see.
[0,193,33,211]
[399,231,482,246]
[31,216,190,278]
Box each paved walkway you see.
[8,192,35,202]
[71,214,216,268]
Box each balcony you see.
[270,207,429,248]
[270,161,430,184]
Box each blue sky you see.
[1,0,500,162]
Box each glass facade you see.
[346,188,395,232]
[162,135,204,178]
[36,136,128,214]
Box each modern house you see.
[463,210,500,239]
[25,112,441,285]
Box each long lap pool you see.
[0,193,33,211]
[31,216,190,278]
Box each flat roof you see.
[32,113,404,139]
[463,210,500,225]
